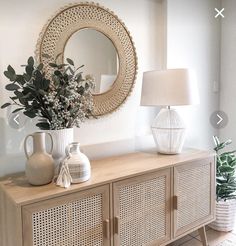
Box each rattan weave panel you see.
[118,176,167,246]
[176,163,211,230]
[36,2,138,116]
[32,194,103,246]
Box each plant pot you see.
[47,128,74,166]
[209,199,236,232]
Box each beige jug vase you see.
[24,132,55,185]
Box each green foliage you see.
[1,55,94,130]
[214,136,236,201]
[66,58,74,66]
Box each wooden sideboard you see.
[0,149,215,246]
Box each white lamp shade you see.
[141,69,200,106]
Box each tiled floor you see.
[167,226,236,246]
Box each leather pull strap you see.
[173,195,178,210]
[114,216,120,234]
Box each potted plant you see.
[209,136,236,231]
[1,55,94,164]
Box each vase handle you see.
[24,134,33,160]
[46,133,54,155]
[66,143,73,157]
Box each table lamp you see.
[141,69,199,154]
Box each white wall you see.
[166,0,221,149]
[0,0,221,177]
[0,0,160,176]
[219,0,236,147]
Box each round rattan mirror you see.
[36,2,138,116]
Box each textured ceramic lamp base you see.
[152,108,186,154]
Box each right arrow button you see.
[216,113,223,125]
[210,110,228,129]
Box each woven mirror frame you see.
[35,2,138,116]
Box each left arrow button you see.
[13,114,19,125]
[8,111,27,129]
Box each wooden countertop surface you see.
[0,149,215,206]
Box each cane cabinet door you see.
[113,169,171,246]
[22,185,110,246]
[173,158,215,237]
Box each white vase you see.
[47,128,74,166]
[65,142,91,183]
[209,199,236,232]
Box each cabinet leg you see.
[198,226,208,246]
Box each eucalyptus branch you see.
[1,55,94,130]
[10,98,23,107]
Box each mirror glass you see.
[64,28,119,94]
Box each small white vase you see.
[209,199,236,232]
[47,128,74,166]
[64,142,91,183]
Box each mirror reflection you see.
[64,28,119,94]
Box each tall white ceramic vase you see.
[48,128,74,166]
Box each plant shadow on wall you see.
[1,54,95,130]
